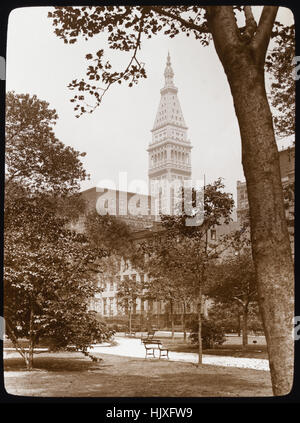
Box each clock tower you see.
[148,53,192,214]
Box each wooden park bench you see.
[125,330,136,337]
[140,330,156,343]
[142,339,169,359]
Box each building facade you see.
[236,145,295,254]
[237,145,295,223]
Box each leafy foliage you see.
[84,210,133,258]
[116,275,143,332]
[207,301,263,334]
[266,23,295,138]
[48,6,211,116]
[48,6,292,122]
[189,318,226,349]
[207,241,258,346]
[6,91,88,193]
[4,93,113,368]
[208,249,257,306]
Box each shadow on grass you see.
[4,354,112,372]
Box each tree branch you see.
[252,6,279,63]
[233,296,245,306]
[74,9,146,115]
[242,6,257,42]
[150,6,209,34]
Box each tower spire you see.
[164,51,174,87]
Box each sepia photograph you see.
[2,4,296,401]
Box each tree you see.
[189,318,226,349]
[116,275,143,334]
[138,179,234,362]
[48,6,294,394]
[5,91,87,195]
[4,194,113,369]
[4,93,114,369]
[138,238,195,340]
[207,302,243,335]
[84,210,134,259]
[209,249,257,349]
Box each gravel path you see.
[88,336,270,372]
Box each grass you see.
[162,340,268,359]
[149,334,268,359]
[4,350,272,397]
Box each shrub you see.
[189,318,226,349]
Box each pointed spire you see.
[164,52,174,87]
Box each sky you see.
[6,6,294,205]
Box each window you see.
[109,299,113,316]
[211,229,217,241]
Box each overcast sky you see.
[6,6,294,204]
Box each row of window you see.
[92,297,197,316]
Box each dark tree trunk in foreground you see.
[208,6,294,395]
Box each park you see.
[4,331,272,397]
[3,5,295,399]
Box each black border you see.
[0,0,299,409]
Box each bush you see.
[189,318,226,349]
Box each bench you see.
[125,329,136,336]
[142,339,169,359]
[125,330,136,337]
[140,330,156,343]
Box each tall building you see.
[237,145,295,223]
[148,53,192,214]
[236,145,295,255]
[81,54,204,324]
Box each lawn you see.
[4,350,273,397]
[140,334,268,359]
[162,340,268,359]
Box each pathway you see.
[88,336,270,371]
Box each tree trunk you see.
[129,308,132,334]
[183,302,187,342]
[208,7,294,395]
[197,285,203,365]
[237,312,241,337]
[27,305,34,370]
[197,298,202,366]
[27,340,34,371]
[170,300,174,340]
[242,306,249,349]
